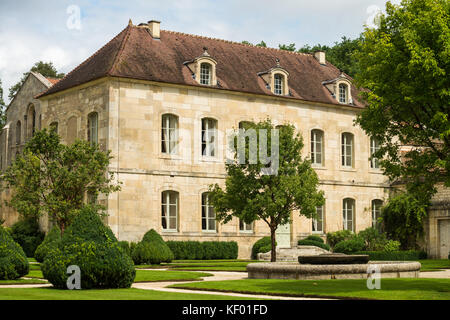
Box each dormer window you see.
[322,74,353,105]
[339,83,348,103]
[200,63,212,85]
[274,74,284,95]
[258,59,289,96]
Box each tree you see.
[355,0,450,204]
[278,43,296,51]
[208,120,324,262]
[1,129,121,235]
[0,78,6,128]
[8,61,65,100]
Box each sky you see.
[0,0,400,104]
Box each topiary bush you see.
[41,206,135,289]
[326,230,354,248]
[251,237,275,259]
[352,250,427,260]
[333,237,365,254]
[118,241,131,257]
[0,225,29,280]
[303,235,325,244]
[166,241,238,260]
[9,218,45,257]
[298,239,330,251]
[131,229,174,265]
[34,225,61,263]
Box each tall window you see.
[201,118,217,157]
[162,191,178,231]
[339,83,348,103]
[202,193,216,232]
[87,112,98,145]
[200,63,211,85]
[343,198,355,231]
[370,137,380,169]
[274,74,284,95]
[161,114,178,154]
[50,122,58,134]
[341,133,354,168]
[312,205,324,233]
[239,219,253,232]
[16,121,21,145]
[311,129,324,166]
[372,199,383,229]
[32,110,36,136]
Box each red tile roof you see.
[38,23,364,108]
[46,78,61,85]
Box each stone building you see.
[1,20,395,258]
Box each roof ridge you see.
[162,29,313,57]
[37,25,131,98]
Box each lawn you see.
[0,287,261,300]
[418,259,450,272]
[135,260,262,272]
[134,270,212,282]
[170,278,450,300]
[0,279,48,285]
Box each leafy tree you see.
[1,129,121,235]
[208,120,324,262]
[354,0,450,203]
[241,40,267,47]
[0,78,6,128]
[381,193,428,249]
[8,61,65,100]
[278,43,296,51]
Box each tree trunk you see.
[270,227,277,262]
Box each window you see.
[372,199,383,229]
[50,122,58,134]
[31,109,36,136]
[201,193,216,232]
[341,133,354,168]
[312,205,324,233]
[274,74,284,95]
[201,118,217,157]
[343,198,355,231]
[87,112,98,145]
[311,129,324,166]
[16,121,21,145]
[370,137,380,169]
[161,114,178,154]
[162,191,178,231]
[200,63,211,85]
[339,83,348,103]
[239,219,253,232]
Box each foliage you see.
[383,240,401,252]
[8,61,65,100]
[118,241,131,257]
[0,226,29,280]
[0,78,6,128]
[34,225,61,263]
[297,239,330,251]
[166,241,238,260]
[352,250,427,261]
[9,218,44,257]
[209,119,324,262]
[251,237,274,259]
[1,129,121,235]
[357,227,388,251]
[333,237,365,254]
[40,207,135,289]
[326,230,354,248]
[355,0,450,201]
[303,235,324,244]
[381,193,428,249]
[131,229,174,265]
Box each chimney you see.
[148,20,160,39]
[314,51,326,65]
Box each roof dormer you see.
[184,47,218,86]
[258,59,289,96]
[322,73,353,105]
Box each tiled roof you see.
[38,23,364,108]
[46,78,61,85]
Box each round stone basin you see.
[298,254,369,265]
[247,260,421,280]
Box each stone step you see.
[257,245,330,262]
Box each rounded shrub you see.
[383,240,401,252]
[131,229,174,265]
[9,218,45,257]
[0,225,29,280]
[41,206,135,289]
[333,237,365,254]
[326,230,354,248]
[34,225,61,263]
[251,237,275,259]
[298,239,330,251]
[304,235,324,244]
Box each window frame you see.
[342,198,355,232]
[201,118,218,158]
[16,121,21,145]
[239,219,253,233]
[371,199,383,229]
[341,132,354,168]
[312,204,325,233]
[273,73,284,95]
[370,137,381,169]
[161,190,179,232]
[201,192,216,232]
[338,83,348,104]
[311,129,324,166]
[199,62,212,85]
[161,114,179,155]
[87,112,98,146]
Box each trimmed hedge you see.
[34,225,61,263]
[333,237,365,254]
[166,241,238,260]
[0,225,29,280]
[41,206,135,289]
[303,235,325,244]
[297,239,330,251]
[131,229,174,265]
[326,230,354,248]
[9,218,45,257]
[251,237,275,259]
[352,250,427,261]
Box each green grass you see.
[0,287,262,300]
[419,259,450,272]
[170,278,450,300]
[171,266,247,272]
[134,270,212,282]
[27,258,37,263]
[25,270,44,279]
[0,279,48,285]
